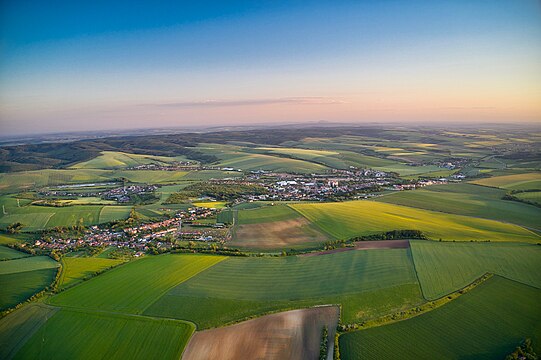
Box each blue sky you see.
[1,0,540,135]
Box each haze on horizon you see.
[1,0,540,136]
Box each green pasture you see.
[472,172,541,190]
[15,309,194,360]
[515,191,541,206]
[0,246,29,260]
[59,257,125,289]
[144,249,423,328]
[339,276,541,360]
[0,256,58,275]
[411,241,541,299]
[0,304,58,360]
[291,200,540,243]
[70,151,188,169]
[0,268,58,311]
[376,183,541,231]
[49,254,225,313]
[236,203,301,224]
[98,206,132,223]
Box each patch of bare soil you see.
[231,217,328,249]
[182,306,339,360]
[301,239,410,257]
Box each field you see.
[70,151,188,169]
[14,308,194,360]
[98,206,132,223]
[291,200,540,243]
[514,191,541,206]
[144,249,424,328]
[0,246,29,260]
[339,276,541,360]
[376,183,541,231]
[196,144,328,173]
[49,254,225,313]
[410,241,541,299]
[0,304,58,359]
[228,204,329,249]
[59,257,126,289]
[471,172,541,190]
[183,306,339,360]
[0,255,59,310]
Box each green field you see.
[376,183,541,231]
[411,241,541,299]
[514,191,541,206]
[144,249,423,328]
[98,206,132,223]
[0,256,59,310]
[59,257,126,289]
[0,304,58,359]
[49,254,225,313]
[0,246,29,260]
[291,200,540,243]
[339,276,541,360]
[236,204,301,224]
[70,151,188,169]
[471,172,541,190]
[14,309,194,360]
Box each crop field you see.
[70,151,188,169]
[183,306,339,360]
[376,183,541,231]
[514,191,541,205]
[196,143,328,173]
[0,255,59,310]
[49,254,225,313]
[59,257,125,289]
[0,246,28,260]
[339,276,541,360]
[98,206,132,223]
[410,241,541,299]
[0,304,58,360]
[471,172,541,190]
[291,200,540,243]
[14,309,194,360]
[191,200,227,209]
[144,249,424,328]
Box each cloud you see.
[145,97,347,108]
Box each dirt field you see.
[182,306,339,360]
[231,217,328,249]
[301,240,410,257]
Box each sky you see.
[1,0,540,135]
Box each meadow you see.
[70,151,189,169]
[339,276,541,360]
[471,172,541,190]
[410,241,541,299]
[58,257,126,289]
[376,183,541,231]
[291,200,540,243]
[144,249,424,328]
[14,309,194,360]
[0,255,58,310]
[49,254,225,313]
[0,246,29,260]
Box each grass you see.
[237,204,301,224]
[410,240,541,299]
[144,249,423,328]
[70,151,187,169]
[15,308,194,360]
[471,172,541,190]
[515,191,541,206]
[98,206,132,223]
[339,276,541,360]
[0,304,58,360]
[0,256,58,275]
[49,254,225,314]
[291,200,540,243]
[0,246,29,260]
[59,257,125,289]
[0,269,58,311]
[376,183,541,231]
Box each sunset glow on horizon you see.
[1,0,540,135]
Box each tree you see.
[6,222,23,234]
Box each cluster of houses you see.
[29,206,227,253]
